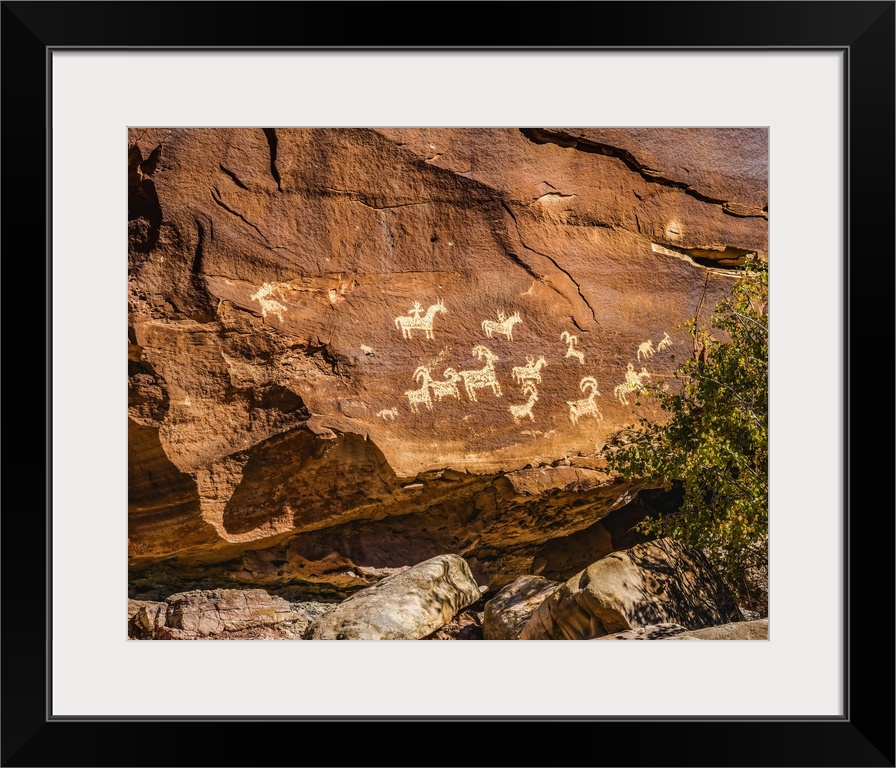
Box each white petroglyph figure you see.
[458,345,503,402]
[394,299,447,340]
[405,366,434,413]
[509,381,539,423]
[567,376,603,425]
[614,363,652,404]
[250,282,287,322]
[656,331,673,352]
[481,310,522,341]
[637,339,656,362]
[560,331,585,364]
[429,368,462,402]
[512,355,548,385]
[376,408,398,421]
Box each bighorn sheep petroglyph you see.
[458,345,503,402]
[509,381,539,423]
[567,376,602,425]
[561,331,585,364]
[405,366,434,412]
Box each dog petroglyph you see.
[250,282,287,322]
[429,368,462,402]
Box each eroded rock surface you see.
[128,128,767,596]
[520,539,742,640]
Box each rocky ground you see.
[129,544,768,641]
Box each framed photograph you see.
[5,2,893,766]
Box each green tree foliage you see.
[606,257,768,611]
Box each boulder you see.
[305,554,481,640]
[666,618,768,640]
[483,576,562,640]
[164,589,296,635]
[520,539,742,640]
[128,600,167,638]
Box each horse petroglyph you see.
[395,299,447,340]
[509,381,539,423]
[614,363,652,404]
[250,282,287,322]
[561,331,585,364]
[482,311,522,341]
[512,355,548,385]
[567,376,603,425]
[458,345,503,402]
[376,408,398,421]
[405,366,434,413]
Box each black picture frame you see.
[3,2,893,766]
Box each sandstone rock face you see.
[305,555,481,640]
[520,539,742,640]
[483,576,562,640]
[128,128,767,595]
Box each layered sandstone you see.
[128,128,767,595]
